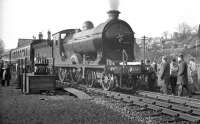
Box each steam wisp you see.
[109,0,120,10]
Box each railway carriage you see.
[10,39,33,73]
[0,39,33,81]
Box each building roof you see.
[18,39,33,48]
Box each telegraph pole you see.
[196,40,198,59]
[197,24,200,60]
[160,37,164,55]
[142,36,147,61]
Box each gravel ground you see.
[90,94,160,124]
[0,85,138,124]
[86,90,193,124]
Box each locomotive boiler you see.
[58,10,134,65]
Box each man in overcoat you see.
[177,54,191,96]
[5,66,11,86]
[159,56,170,94]
[0,63,3,86]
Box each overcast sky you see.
[1,0,200,49]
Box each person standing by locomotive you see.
[151,61,158,91]
[151,61,158,73]
[177,54,191,96]
[1,67,6,86]
[0,63,4,86]
[188,58,199,93]
[159,56,170,94]
[145,59,152,89]
[141,60,145,71]
[5,66,11,86]
[140,60,146,85]
[148,66,157,91]
[1,64,11,87]
[170,59,178,95]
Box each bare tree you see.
[162,31,169,40]
[191,25,199,34]
[177,22,192,39]
[198,24,200,38]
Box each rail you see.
[88,88,200,123]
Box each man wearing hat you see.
[177,54,191,96]
[159,56,170,94]
[1,66,6,86]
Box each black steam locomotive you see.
[50,10,142,90]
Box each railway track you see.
[58,81,200,123]
[137,90,200,108]
[84,87,200,123]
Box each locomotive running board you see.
[55,64,105,69]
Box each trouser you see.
[1,80,5,86]
[170,76,177,95]
[148,79,157,91]
[191,73,199,92]
[1,80,10,86]
[177,83,191,96]
[161,78,170,94]
[16,74,22,89]
[6,80,10,86]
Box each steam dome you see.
[82,21,94,30]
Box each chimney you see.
[107,10,120,20]
[38,32,43,40]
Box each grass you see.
[0,86,138,124]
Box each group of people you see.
[159,54,199,96]
[0,64,11,87]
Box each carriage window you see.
[61,33,66,40]
[23,49,25,56]
[55,40,58,45]
[53,39,58,46]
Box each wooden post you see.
[82,54,86,79]
[142,36,146,61]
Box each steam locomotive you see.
[50,10,142,90]
[1,10,144,91]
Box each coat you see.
[151,63,157,72]
[177,61,188,85]
[170,62,178,77]
[0,68,3,79]
[5,67,11,81]
[158,61,170,87]
[160,61,170,80]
